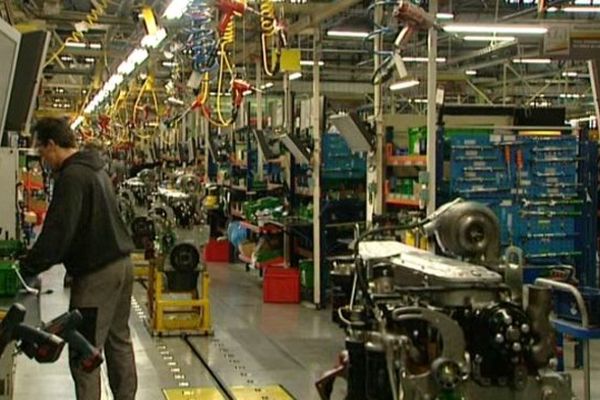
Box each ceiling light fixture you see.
[167,97,185,106]
[141,28,167,48]
[289,72,302,80]
[563,6,600,12]
[443,24,548,35]
[465,70,477,76]
[70,116,84,130]
[118,60,135,75]
[390,79,420,91]
[65,42,86,49]
[327,30,370,39]
[512,58,552,64]
[463,35,516,42]
[127,48,149,66]
[560,93,585,99]
[436,13,454,20]
[163,0,193,20]
[89,43,102,50]
[300,60,325,66]
[403,57,447,63]
[562,71,579,77]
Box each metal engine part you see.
[526,284,556,369]
[137,168,159,189]
[319,199,572,400]
[424,200,501,262]
[120,178,148,206]
[360,241,504,307]
[130,216,155,250]
[168,242,200,273]
[175,174,201,194]
[157,188,196,228]
[163,242,202,292]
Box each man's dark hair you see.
[33,117,77,148]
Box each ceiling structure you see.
[4,0,600,123]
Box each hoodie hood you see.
[62,150,105,171]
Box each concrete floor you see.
[9,259,600,400]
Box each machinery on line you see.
[317,199,573,400]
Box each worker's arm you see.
[20,172,84,276]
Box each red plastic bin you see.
[263,266,300,304]
[203,239,231,263]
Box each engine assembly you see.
[318,199,572,400]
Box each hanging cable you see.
[44,0,109,68]
[132,78,160,140]
[216,17,236,126]
[259,0,287,77]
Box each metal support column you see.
[283,73,292,133]
[589,60,600,127]
[312,29,322,306]
[200,111,210,183]
[503,63,508,106]
[367,2,384,225]
[426,0,438,215]
[256,60,264,180]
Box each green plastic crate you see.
[0,240,24,259]
[0,261,19,297]
[408,127,426,155]
[255,249,283,263]
[299,260,314,288]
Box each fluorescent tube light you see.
[463,35,516,42]
[128,48,149,65]
[70,116,84,130]
[167,97,185,105]
[327,30,370,39]
[444,24,548,34]
[300,60,325,66]
[512,58,552,64]
[65,42,86,48]
[436,13,454,20]
[465,70,477,76]
[563,6,600,12]
[562,71,579,77]
[403,57,447,63]
[118,61,135,76]
[89,43,102,50]
[141,28,167,48]
[260,82,274,90]
[390,79,420,91]
[560,93,585,99]
[289,72,302,80]
[163,0,193,20]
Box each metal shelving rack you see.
[435,124,597,285]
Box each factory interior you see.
[1,0,600,399]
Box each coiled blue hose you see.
[187,0,219,75]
